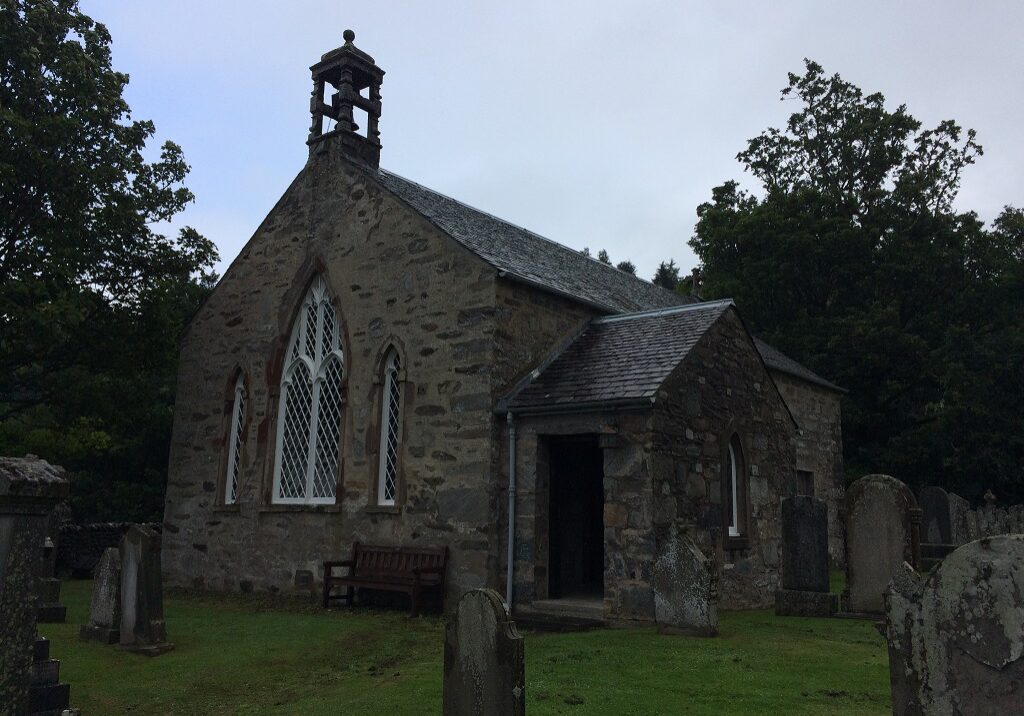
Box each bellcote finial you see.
[307,31,385,167]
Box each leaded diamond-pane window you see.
[272,276,345,504]
[225,374,246,504]
[376,349,402,505]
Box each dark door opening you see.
[548,435,604,599]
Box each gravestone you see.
[843,474,918,614]
[947,492,974,545]
[774,496,836,617]
[918,487,952,545]
[0,456,76,714]
[80,547,121,644]
[884,535,1024,715]
[36,528,67,624]
[443,588,524,716]
[652,528,718,636]
[119,525,173,655]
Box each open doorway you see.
[547,435,604,599]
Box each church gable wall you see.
[651,309,797,609]
[163,155,503,599]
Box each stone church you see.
[162,33,844,622]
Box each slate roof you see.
[505,300,734,411]
[375,169,694,313]
[372,166,839,393]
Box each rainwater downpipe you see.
[505,411,517,608]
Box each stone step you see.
[28,682,70,713]
[30,659,60,687]
[34,637,50,662]
[514,599,606,632]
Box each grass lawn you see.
[41,580,889,715]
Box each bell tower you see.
[308,30,385,167]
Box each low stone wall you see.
[57,522,162,576]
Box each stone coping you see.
[0,455,69,501]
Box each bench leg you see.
[410,587,421,618]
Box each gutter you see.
[495,396,654,417]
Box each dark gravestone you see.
[918,487,952,545]
[843,474,918,615]
[119,525,173,655]
[443,588,524,716]
[652,528,719,636]
[0,456,74,714]
[36,530,66,623]
[80,547,121,644]
[885,535,1024,715]
[775,496,836,617]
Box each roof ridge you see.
[377,167,686,299]
[594,298,733,324]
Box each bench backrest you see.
[352,543,447,579]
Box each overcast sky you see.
[83,0,1024,280]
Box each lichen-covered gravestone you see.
[119,525,173,655]
[652,528,718,636]
[843,474,917,614]
[884,535,1024,715]
[775,496,836,617]
[0,456,75,714]
[443,588,524,716]
[80,547,121,644]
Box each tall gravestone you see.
[0,456,76,714]
[119,525,173,655]
[843,474,919,614]
[884,535,1024,715]
[652,528,718,636]
[443,588,525,716]
[80,547,121,644]
[917,487,952,545]
[775,496,836,617]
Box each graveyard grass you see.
[42,579,889,715]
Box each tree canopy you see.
[690,60,1023,503]
[0,0,217,520]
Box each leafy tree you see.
[690,59,1023,503]
[597,249,611,264]
[0,0,217,520]
[652,260,680,290]
[616,260,636,275]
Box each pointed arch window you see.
[272,276,345,504]
[225,373,246,505]
[376,348,402,506]
[724,434,749,546]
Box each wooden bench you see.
[322,543,448,616]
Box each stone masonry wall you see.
[163,146,507,600]
[770,372,844,564]
[651,309,797,610]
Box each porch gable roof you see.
[502,300,733,413]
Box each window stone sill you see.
[364,504,402,515]
[258,504,343,514]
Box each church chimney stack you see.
[307,30,385,167]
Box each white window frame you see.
[224,374,246,505]
[271,277,345,505]
[376,349,402,506]
[728,442,740,537]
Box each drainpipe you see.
[505,411,517,608]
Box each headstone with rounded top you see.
[443,588,524,716]
[884,535,1024,715]
[843,474,918,614]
